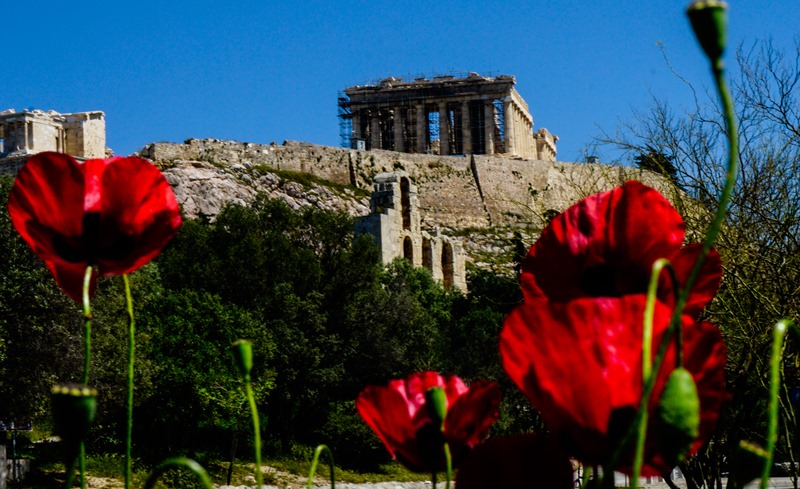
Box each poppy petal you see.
[356,373,499,474]
[501,296,727,473]
[8,152,86,267]
[500,299,614,451]
[8,153,182,302]
[355,385,419,464]
[444,380,501,457]
[95,157,182,275]
[520,181,687,301]
[667,244,722,318]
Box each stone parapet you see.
[141,138,672,233]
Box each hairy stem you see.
[80,265,93,489]
[307,444,335,489]
[123,274,135,489]
[762,321,791,489]
[245,374,263,488]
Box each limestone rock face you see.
[145,139,673,233]
[160,159,370,220]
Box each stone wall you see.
[141,138,670,232]
[63,112,106,159]
[158,158,370,221]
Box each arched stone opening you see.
[401,176,411,231]
[441,242,454,289]
[403,236,413,262]
[422,237,433,272]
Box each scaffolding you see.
[337,91,352,148]
[493,99,506,154]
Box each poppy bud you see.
[425,387,448,431]
[51,384,97,459]
[686,0,728,67]
[728,440,769,489]
[231,339,253,378]
[654,367,700,465]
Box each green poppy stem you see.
[245,373,262,488]
[64,455,78,489]
[143,457,213,489]
[631,259,680,488]
[123,274,135,489]
[307,444,335,489]
[444,442,452,489]
[81,265,92,385]
[580,465,591,488]
[80,265,93,489]
[761,320,791,489]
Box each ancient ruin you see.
[355,172,467,292]
[338,73,557,160]
[0,109,106,159]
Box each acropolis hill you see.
[0,74,673,274]
[0,73,671,233]
[141,137,670,232]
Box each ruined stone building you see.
[0,109,106,159]
[338,72,557,161]
[355,172,467,292]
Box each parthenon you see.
[338,72,557,160]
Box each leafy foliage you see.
[0,175,80,420]
[0,182,535,471]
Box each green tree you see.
[135,288,274,460]
[0,175,81,421]
[154,196,385,454]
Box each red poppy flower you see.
[500,296,727,476]
[520,181,721,319]
[8,152,182,302]
[355,371,502,473]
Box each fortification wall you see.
[140,138,670,231]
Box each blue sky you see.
[4,1,796,163]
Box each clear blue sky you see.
[4,1,796,163]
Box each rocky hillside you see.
[141,138,672,270]
[158,158,371,221]
[141,139,672,229]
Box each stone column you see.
[393,107,404,152]
[461,100,472,154]
[527,120,534,158]
[351,110,362,148]
[23,120,29,151]
[438,103,450,155]
[370,111,381,150]
[504,98,516,156]
[416,104,427,153]
[484,102,495,155]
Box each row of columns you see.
[351,98,507,156]
[503,99,536,159]
[0,121,34,153]
[0,121,67,154]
